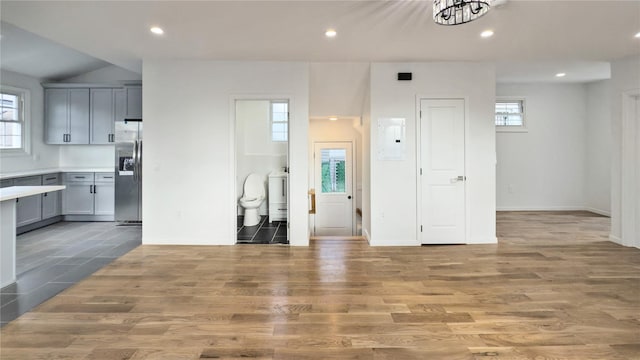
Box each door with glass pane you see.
[314,142,353,236]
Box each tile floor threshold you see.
[236,215,289,245]
[0,221,141,326]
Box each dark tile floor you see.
[0,221,141,326]
[237,215,288,244]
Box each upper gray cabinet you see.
[90,88,115,144]
[45,88,90,144]
[44,84,141,145]
[125,85,142,119]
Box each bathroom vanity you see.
[268,172,288,223]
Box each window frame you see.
[0,85,31,156]
[270,100,288,142]
[495,97,528,133]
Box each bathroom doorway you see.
[234,99,289,244]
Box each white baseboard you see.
[468,237,498,244]
[497,206,610,217]
[363,229,371,244]
[584,207,611,217]
[496,206,586,212]
[609,234,622,245]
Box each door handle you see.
[451,176,466,183]
[347,195,352,199]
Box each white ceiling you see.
[0,22,109,81]
[1,1,639,82]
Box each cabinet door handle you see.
[93,185,97,194]
[282,178,285,195]
[89,185,93,194]
[68,134,71,143]
[44,193,48,197]
[45,177,56,181]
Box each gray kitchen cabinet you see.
[114,88,126,122]
[94,173,115,215]
[15,176,43,227]
[62,173,94,215]
[0,179,14,188]
[45,88,90,144]
[125,85,142,119]
[42,173,61,220]
[62,172,115,216]
[90,88,115,144]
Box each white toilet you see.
[239,173,265,227]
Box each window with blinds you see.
[0,91,24,150]
[495,99,526,130]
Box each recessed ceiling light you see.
[150,26,164,35]
[325,29,337,38]
[329,117,338,121]
[635,32,640,38]
[556,73,566,78]
[480,30,494,38]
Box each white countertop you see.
[0,186,66,202]
[1,168,114,180]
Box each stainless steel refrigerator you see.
[115,119,142,223]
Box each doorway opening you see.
[308,117,363,238]
[234,99,289,244]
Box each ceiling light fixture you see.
[480,30,494,38]
[325,29,337,38]
[150,26,164,35]
[635,32,640,38]
[555,73,566,78]
[329,117,338,121]
[433,0,492,26]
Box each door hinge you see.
[420,168,422,175]
[420,225,423,232]
[419,110,422,119]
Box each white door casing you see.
[419,99,466,244]
[314,141,354,236]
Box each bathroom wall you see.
[143,60,309,246]
[236,100,287,216]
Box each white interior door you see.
[314,142,353,236]
[419,99,466,244]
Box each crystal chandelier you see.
[433,0,492,25]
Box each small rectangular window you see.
[0,91,24,150]
[495,99,526,131]
[271,101,288,142]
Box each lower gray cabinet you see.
[62,172,114,216]
[42,173,61,219]
[94,173,114,215]
[15,176,43,227]
[63,173,95,215]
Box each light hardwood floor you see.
[1,211,638,359]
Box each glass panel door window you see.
[271,101,288,142]
[321,149,346,193]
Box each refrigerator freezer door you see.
[115,142,140,222]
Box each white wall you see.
[143,60,309,246]
[361,84,372,243]
[309,63,370,118]
[0,70,59,173]
[370,62,496,245]
[236,100,287,216]
[585,80,612,215]
[610,55,640,248]
[496,83,587,211]
[308,118,361,234]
